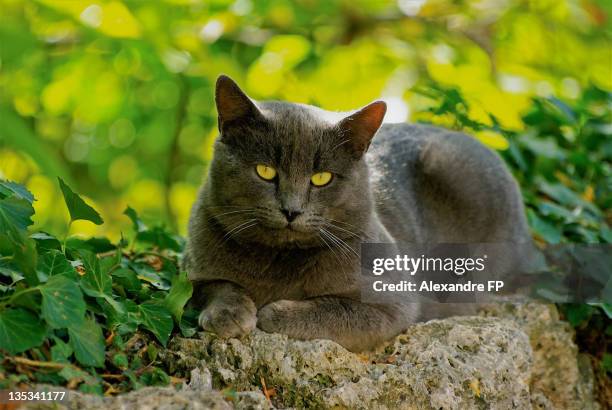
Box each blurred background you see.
[0,0,610,240]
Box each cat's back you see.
[369,122,495,166]
[367,123,529,243]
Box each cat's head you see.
[206,75,386,248]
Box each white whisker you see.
[225,221,258,243]
[318,230,346,268]
[321,227,359,258]
[207,209,257,222]
[320,228,354,262]
[324,221,360,238]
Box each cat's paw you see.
[256,300,299,334]
[199,298,257,338]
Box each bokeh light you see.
[0,0,609,238]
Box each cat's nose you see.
[280,208,302,222]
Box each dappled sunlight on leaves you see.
[0,0,609,400]
[0,0,609,241]
[474,130,509,151]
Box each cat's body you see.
[369,123,528,245]
[184,76,531,351]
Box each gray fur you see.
[184,76,531,352]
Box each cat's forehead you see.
[235,102,349,170]
[257,102,342,145]
[258,101,344,124]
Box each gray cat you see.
[183,75,531,352]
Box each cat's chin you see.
[243,225,322,249]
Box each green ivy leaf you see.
[179,309,198,338]
[589,303,612,319]
[600,226,612,243]
[124,206,147,233]
[527,209,562,244]
[0,257,24,283]
[537,202,576,222]
[40,274,86,329]
[78,250,124,313]
[517,134,566,160]
[147,343,158,362]
[137,227,182,252]
[58,178,103,225]
[564,304,594,327]
[124,206,183,250]
[58,365,91,384]
[111,267,141,292]
[536,179,600,215]
[79,381,104,395]
[51,336,73,363]
[106,299,141,335]
[100,249,122,275]
[0,308,46,354]
[11,234,39,286]
[0,180,34,203]
[79,250,111,296]
[66,237,115,254]
[0,196,34,233]
[68,316,105,367]
[31,232,62,252]
[139,367,170,387]
[165,271,192,323]
[37,250,77,279]
[139,301,173,346]
[131,263,171,290]
[112,352,129,369]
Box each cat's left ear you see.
[338,101,387,157]
[215,75,263,132]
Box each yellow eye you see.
[256,164,277,181]
[311,171,333,187]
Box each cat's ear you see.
[338,101,387,157]
[215,75,262,131]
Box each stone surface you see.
[167,318,530,409]
[25,385,269,410]
[480,303,599,410]
[26,303,599,410]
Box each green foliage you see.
[602,353,612,374]
[40,275,86,329]
[559,303,612,380]
[138,302,174,347]
[1,0,610,239]
[68,318,105,368]
[0,180,35,236]
[0,179,193,394]
[165,271,193,324]
[58,177,104,225]
[0,0,609,397]
[558,303,612,329]
[123,207,184,252]
[0,309,46,354]
[414,83,611,245]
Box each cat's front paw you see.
[199,298,257,338]
[256,300,299,334]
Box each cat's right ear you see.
[215,75,262,132]
[338,101,387,158]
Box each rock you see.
[26,303,599,410]
[162,303,598,409]
[480,303,599,410]
[25,385,269,410]
[25,386,233,410]
[161,311,528,409]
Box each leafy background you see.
[0,0,610,401]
